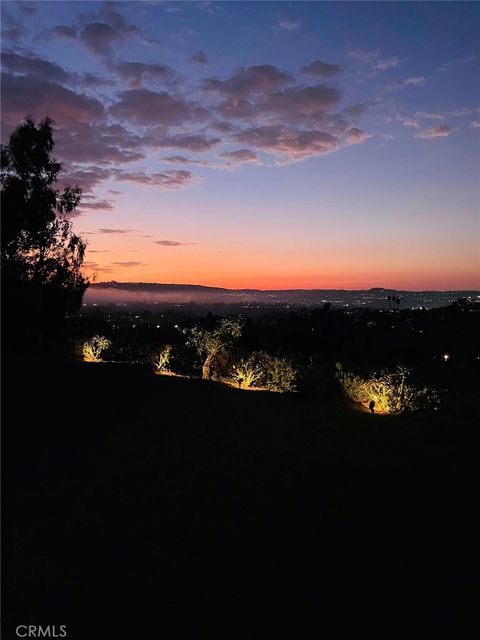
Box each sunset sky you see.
[1,0,479,290]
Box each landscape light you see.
[442,353,450,362]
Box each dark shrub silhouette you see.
[1,117,88,352]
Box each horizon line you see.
[89,280,480,294]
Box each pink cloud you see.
[58,166,113,195]
[114,169,194,190]
[162,155,214,167]
[155,240,197,246]
[234,126,340,161]
[218,149,259,164]
[54,123,145,164]
[1,73,105,130]
[258,85,342,123]
[152,133,220,152]
[415,124,451,139]
[110,88,207,126]
[204,65,294,97]
[344,127,372,145]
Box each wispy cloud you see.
[386,76,426,91]
[162,155,213,167]
[414,108,472,121]
[77,200,115,211]
[347,49,400,80]
[445,108,473,117]
[114,170,194,190]
[373,56,400,72]
[415,124,451,139]
[155,240,197,247]
[347,48,378,62]
[276,17,303,32]
[437,55,477,72]
[218,149,260,164]
[95,228,135,234]
[112,261,144,267]
[82,261,114,273]
[414,111,445,121]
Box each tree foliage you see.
[83,335,111,363]
[152,345,173,373]
[335,363,437,414]
[1,116,88,350]
[231,356,262,388]
[230,351,296,392]
[187,317,243,379]
[259,352,296,392]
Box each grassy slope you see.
[3,360,479,637]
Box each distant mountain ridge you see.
[91,281,477,295]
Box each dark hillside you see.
[3,360,478,637]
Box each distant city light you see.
[441,353,450,362]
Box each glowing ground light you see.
[442,354,450,362]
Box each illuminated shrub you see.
[153,345,173,374]
[335,363,437,414]
[231,357,262,388]
[229,352,296,392]
[187,317,243,380]
[83,335,111,362]
[263,354,296,392]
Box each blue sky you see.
[1,1,479,289]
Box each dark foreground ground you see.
[3,359,479,637]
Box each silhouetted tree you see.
[1,117,88,351]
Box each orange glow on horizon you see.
[82,266,480,292]
[80,226,479,292]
